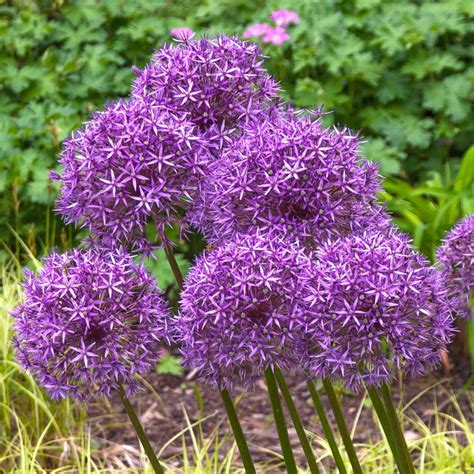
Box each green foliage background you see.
[1,0,473,260]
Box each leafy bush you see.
[382,146,474,260]
[238,0,474,175]
[1,0,473,255]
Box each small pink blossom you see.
[170,27,194,40]
[243,23,269,38]
[270,10,300,27]
[263,26,290,46]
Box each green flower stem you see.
[380,383,415,474]
[163,240,184,290]
[163,245,256,473]
[264,368,298,474]
[220,388,256,474]
[322,379,362,474]
[274,367,320,474]
[365,385,407,474]
[118,384,164,474]
[307,381,347,474]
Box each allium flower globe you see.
[13,248,170,401]
[190,110,389,245]
[437,214,474,318]
[55,99,210,251]
[302,228,454,389]
[175,232,315,388]
[132,36,279,146]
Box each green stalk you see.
[264,368,297,474]
[365,385,408,474]
[220,389,256,474]
[307,381,347,474]
[274,368,320,474]
[322,379,362,474]
[163,244,256,472]
[380,383,415,474]
[118,385,164,474]
[163,240,184,289]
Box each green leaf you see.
[423,74,472,122]
[156,354,183,376]
[361,138,405,175]
[454,146,474,192]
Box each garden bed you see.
[90,359,473,471]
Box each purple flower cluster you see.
[18,34,455,398]
[13,248,170,401]
[302,228,454,389]
[190,109,388,245]
[437,214,474,318]
[132,36,279,143]
[175,232,315,388]
[55,99,210,251]
[244,10,299,45]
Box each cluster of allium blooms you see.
[190,109,388,245]
[12,248,170,401]
[301,228,454,389]
[132,36,279,146]
[437,214,474,318]
[55,99,211,251]
[32,34,454,400]
[244,10,299,45]
[174,231,315,388]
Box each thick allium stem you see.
[322,379,362,474]
[365,386,407,473]
[163,240,184,290]
[307,381,347,474]
[274,367,320,473]
[220,389,256,474]
[118,385,164,474]
[264,368,297,474]
[380,383,415,474]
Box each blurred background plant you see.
[1,0,473,261]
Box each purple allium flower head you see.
[263,26,290,45]
[189,109,388,245]
[132,36,279,147]
[55,99,210,251]
[12,248,170,402]
[437,214,474,318]
[170,27,194,40]
[302,228,454,389]
[174,231,315,388]
[243,23,269,39]
[270,10,300,27]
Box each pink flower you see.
[263,26,290,46]
[270,10,300,27]
[243,23,269,38]
[170,27,194,40]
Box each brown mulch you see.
[88,357,473,472]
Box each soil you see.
[89,357,473,473]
